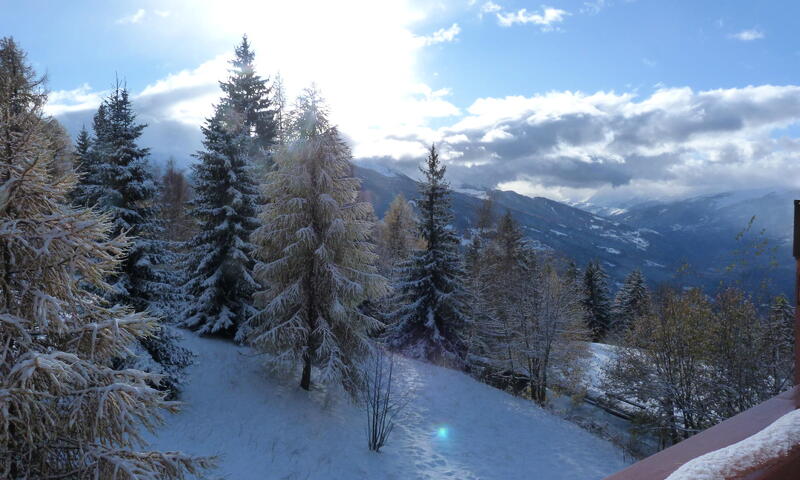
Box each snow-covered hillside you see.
[147,332,629,480]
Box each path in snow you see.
[146,331,629,480]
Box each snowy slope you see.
[147,332,629,479]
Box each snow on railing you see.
[665,409,800,480]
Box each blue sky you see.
[2,0,800,203]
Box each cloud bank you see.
[360,85,800,204]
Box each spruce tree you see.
[181,104,260,337]
[220,34,277,173]
[245,89,387,391]
[71,106,110,208]
[93,84,172,315]
[582,259,611,341]
[387,144,469,368]
[611,269,650,332]
[79,84,188,396]
[0,36,210,479]
[69,126,93,204]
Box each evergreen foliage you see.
[181,104,260,337]
[219,34,277,173]
[611,269,650,332]
[582,259,611,341]
[181,34,277,338]
[387,144,468,368]
[75,83,188,396]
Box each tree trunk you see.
[300,353,311,390]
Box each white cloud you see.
[444,133,470,144]
[116,8,146,24]
[360,85,800,203]
[480,1,502,17]
[154,10,171,18]
[418,23,461,46]
[52,0,460,165]
[730,29,765,41]
[480,127,513,142]
[45,84,106,116]
[496,6,569,30]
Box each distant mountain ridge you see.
[354,164,794,296]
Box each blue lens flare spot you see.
[436,427,449,439]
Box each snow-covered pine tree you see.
[71,107,109,207]
[89,85,173,313]
[220,34,278,173]
[246,88,387,391]
[582,259,611,341]
[181,103,261,337]
[0,36,211,479]
[82,84,189,396]
[611,269,650,332]
[387,144,469,368]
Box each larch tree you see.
[272,71,288,145]
[387,144,469,368]
[518,264,588,404]
[159,158,193,244]
[0,36,211,480]
[180,104,260,338]
[377,193,419,274]
[611,269,651,332]
[582,259,611,341]
[479,211,534,377]
[245,88,387,391]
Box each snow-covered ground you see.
[147,332,630,480]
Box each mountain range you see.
[354,164,796,297]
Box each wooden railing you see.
[604,200,800,479]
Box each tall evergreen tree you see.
[245,89,387,391]
[387,144,469,368]
[582,259,611,341]
[0,36,210,479]
[76,84,189,397]
[71,107,109,208]
[611,269,651,332]
[93,84,172,315]
[181,104,260,337]
[73,126,91,167]
[220,34,278,172]
[69,126,93,204]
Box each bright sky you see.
[2,0,800,204]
